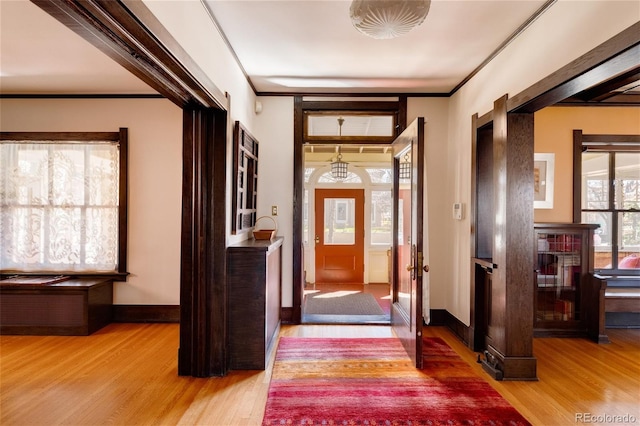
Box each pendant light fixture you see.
[399,151,411,179]
[331,117,349,180]
[349,0,431,40]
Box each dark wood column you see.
[178,106,228,377]
[486,95,537,380]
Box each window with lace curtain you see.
[0,130,128,275]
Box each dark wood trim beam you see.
[118,128,129,274]
[508,22,640,113]
[257,92,449,98]
[292,95,304,324]
[301,101,401,111]
[32,0,225,109]
[178,106,228,377]
[573,130,583,223]
[476,111,493,129]
[582,134,640,143]
[558,94,640,107]
[573,68,640,102]
[1,131,119,141]
[0,94,165,99]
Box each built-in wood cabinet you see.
[534,223,600,338]
[0,277,113,335]
[227,237,283,370]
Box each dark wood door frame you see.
[178,106,229,377]
[391,118,425,368]
[469,23,639,380]
[33,0,231,377]
[291,97,408,324]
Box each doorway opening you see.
[302,145,393,324]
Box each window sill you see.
[1,271,130,281]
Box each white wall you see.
[142,0,257,130]
[0,98,183,305]
[253,96,295,306]
[407,98,450,311]
[141,0,262,248]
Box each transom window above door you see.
[304,112,397,143]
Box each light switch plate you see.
[453,202,463,220]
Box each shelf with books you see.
[534,223,599,337]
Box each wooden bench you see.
[0,276,113,335]
[605,287,640,313]
[589,275,640,343]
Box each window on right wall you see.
[578,132,640,274]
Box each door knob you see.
[406,264,414,272]
[423,264,430,273]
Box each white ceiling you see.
[0,0,155,95]
[0,0,550,96]
[204,0,548,94]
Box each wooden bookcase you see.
[534,223,599,338]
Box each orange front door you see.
[314,188,364,283]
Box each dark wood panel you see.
[489,95,508,350]
[0,131,119,141]
[504,112,534,357]
[265,248,282,347]
[227,237,283,370]
[112,305,180,323]
[477,95,536,381]
[0,278,113,335]
[300,101,401,111]
[280,307,294,324]
[178,106,229,377]
[428,309,471,345]
[475,126,494,260]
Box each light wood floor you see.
[1,323,638,426]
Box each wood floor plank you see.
[1,323,638,425]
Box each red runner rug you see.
[262,336,530,425]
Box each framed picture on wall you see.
[534,153,554,209]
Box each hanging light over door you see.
[331,117,349,180]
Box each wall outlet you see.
[271,205,278,216]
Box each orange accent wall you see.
[533,107,640,223]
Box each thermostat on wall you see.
[453,202,463,220]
